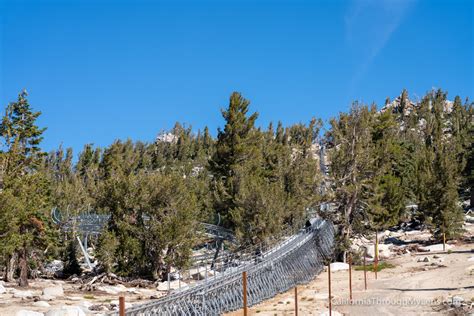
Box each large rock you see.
[366,243,392,259]
[33,301,51,308]
[0,283,6,294]
[45,306,86,316]
[40,295,56,301]
[97,284,127,295]
[329,262,349,272]
[16,311,44,316]
[42,285,64,297]
[12,289,34,298]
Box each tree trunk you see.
[18,247,28,287]
[3,253,17,282]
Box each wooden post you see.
[374,231,378,280]
[443,233,446,252]
[328,263,332,316]
[243,271,248,316]
[363,249,367,290]
[119,296,125,316]
[294,286,298,316]
[348,255,352,302]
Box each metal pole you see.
[328,262,332,316]
[349,254,352,302]
[119,296,125,316]
[243,271,248,316]
[76,236,92,270]
[294,286,298,316]
[364,249,367,290]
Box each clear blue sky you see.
[1,0,473,154]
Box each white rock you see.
[0,283,5,294]
[33,301,51,307]
[419,244,453,252]
[40,295,56,301]
[366,243,392,259]
[42,285,64,297]
[12,289,34,298]
[97,285,126,295]
[45,306,86,316]
[329,262,349,272]
[467,256,474,262]
[16,311,44,316]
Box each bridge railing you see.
[117,218,334,316]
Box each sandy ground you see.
[226,224,474,316]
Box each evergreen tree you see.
[209,92,260,230]
[326,102,374,259]
[62,239,81,277]
[0,90,52,286]
[367,110,407,228]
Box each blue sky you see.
[1,0,473,154]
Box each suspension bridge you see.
[52,207,334,315]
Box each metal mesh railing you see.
[119,218,335,316]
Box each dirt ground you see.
[226,224,474,316]
[0,279,159,315]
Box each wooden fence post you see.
[328,262,332,316]
[243,271,248,316]
[294,286,298,316]
[119,296,125,316]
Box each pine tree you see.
[0,90,52,286]
[62,239,81,277]
[367,110,406,228]
[431,142,464,238]
[326,102,374,259]
[209,92,260,230]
